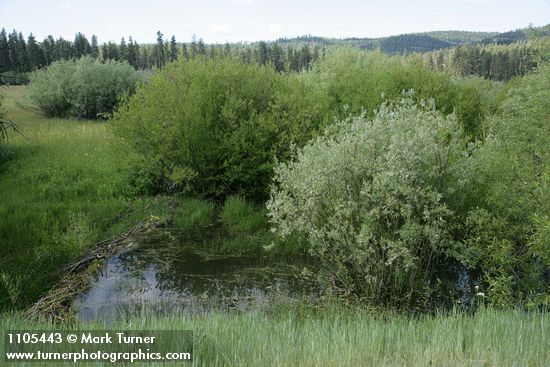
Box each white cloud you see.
[269,23,283,33]
[208,24,229,33]
[57,0,71,10]
[56,0,83,16]
[223,0,257,4]
[448,0,499,3]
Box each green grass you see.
[169,195,304,256]
[172,197,216,232]
[0,307,548,366]
[0,86,169,310]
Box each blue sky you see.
[1,0,549,44]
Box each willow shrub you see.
[315,49,488,140]
[111,57,331,200]
[451,64,550,307]
[27,57,143,119]
[268,100,469,308]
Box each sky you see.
[0,0,549,44]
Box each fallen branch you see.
[24,220,158,322]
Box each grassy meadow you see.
[1,308,548,366]
[0,86,169,309]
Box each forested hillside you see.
[1,24,549,84]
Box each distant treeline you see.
[1,25,550,83]
[0,28,322,76]
[419,39,550,81]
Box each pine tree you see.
[287,46,300,72]
[119,37,128,63]
[90,35,99,58]
[181,43,189,60]
[257,41,269,65]
[300,44,312,70]
[73,32,91,58]
[242,48,252,64]
[285,46,293,71]
[15,32,29,72]
[208,45,217,59]
[7,30,18,70]
[169,35,178,62]
[312,44,320,63]
[102,41,119,61]
[223,43,231,58]
[139,47,149,69]
[0,29,10,72]
[27,33,45,70]
[133,41,141,69]
[270,43,284,72]
[41,35,55,64]
[197,38,206,55]
[127,36,136,68]
[164,40,170,63]
[190,34,198,58]
[479,49,492,78]
[153,31,165,68]
[55,37,74,60]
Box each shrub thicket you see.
[452,64,550,306]
[112,57,330,201]
[268,100,468,307]
[112,51,489,201]
[109,49,546,308]
[268,63,550,307]
[27,57,143,119]
[315,49,488,140]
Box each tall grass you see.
[169,195,302,256]
[1,308,548,366]
[0,86,167,310]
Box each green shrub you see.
[452,64,550,306]
[111,57,328,201]
[268,100,467,307]
[315,49,487,140]
[27,57,143,119]
[111,51,490,201]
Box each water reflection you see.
[74,243,318,321]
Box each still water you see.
[74,240,319,321]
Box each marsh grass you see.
[172,198,216,232]
[0,86,170,310]
[0,307,548,366]
[169,195,303,256]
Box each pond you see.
[73,235,319,321]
